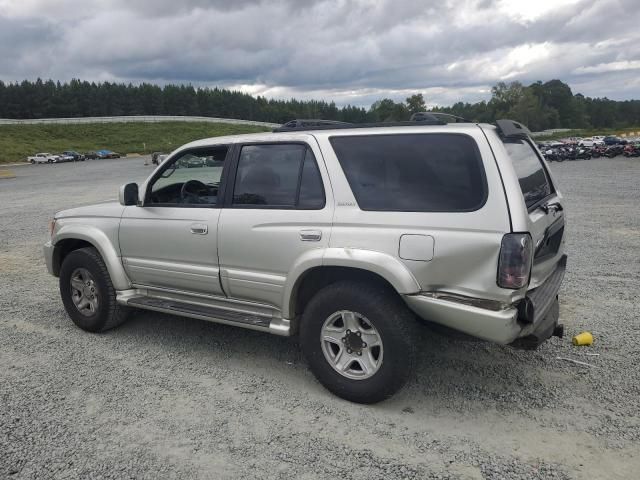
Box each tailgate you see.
[500,136,566,288]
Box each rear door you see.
[500,137,566,288]
[217,141,333,308]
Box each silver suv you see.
[43,117,567,403]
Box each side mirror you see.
[119,183,139,206]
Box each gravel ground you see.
[1,156,639,479]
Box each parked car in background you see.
[185,155,205,168]
[578,137,604,147]
[604,136,627,145]
[28,153,60,164]
[86,150,121,159]
[56,153,76,163]
[175,153,205,168]
[62,151,86,162]
[96,150,121,159]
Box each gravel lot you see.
[1,156,639,479]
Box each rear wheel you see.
[300,281,418,404]
[59,247,130,332]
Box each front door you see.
[119,146,230,295]
[218,141,333,308]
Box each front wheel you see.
[300,281,418,404]
[59,247,130,332]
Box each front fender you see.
[282,247,420,319]
[54,225,131,290]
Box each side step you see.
[124,295,290,335]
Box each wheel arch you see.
[53,226,131,290]
[283,248,421,319]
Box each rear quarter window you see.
[503,139,553,209]
[329,133,487,212]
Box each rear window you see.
[329,133,487,212]
[503,139,553,209]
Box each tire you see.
[30,159,35,164]
[59,247,130,333]
[300,281,418,404]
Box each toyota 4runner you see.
[44,116,567,403]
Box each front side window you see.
[147,147,228,206]
[232,144,325,209]
[503,139,553,209]
[329,133,487,212]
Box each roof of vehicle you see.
[181,122,504,151]
[176,118,533,154]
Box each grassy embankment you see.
[0,122,270,164]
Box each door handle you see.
[300,230,322,242]
[190,223,208,235]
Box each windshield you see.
[503,139,553,209]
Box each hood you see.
[55,201,125,219]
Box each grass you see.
[0,122,270,164]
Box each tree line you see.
[1,78,638,130]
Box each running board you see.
[123,295,290,336]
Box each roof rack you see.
[495,119,532,138]
[273,119,353,132]
[272,116,456,132]
[410,112,471,123]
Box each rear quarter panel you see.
[315,126,516,304]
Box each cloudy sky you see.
[0,0,639,107]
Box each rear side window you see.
[503,139,553,209]
[232,144,325,209]
[329,133,487,212]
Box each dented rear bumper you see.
[404,255,567,347]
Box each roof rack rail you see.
[410,112,471,123]
[273,117,451,132]
[495,119,532,138]
[273,119,352,132]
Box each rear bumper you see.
[404,255,567,346]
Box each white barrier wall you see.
[0,115,280,128]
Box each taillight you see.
[497,233,533,289]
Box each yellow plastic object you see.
[572,331,594,346]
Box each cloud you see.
[573,60,640,75]
[0,0,638,106]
